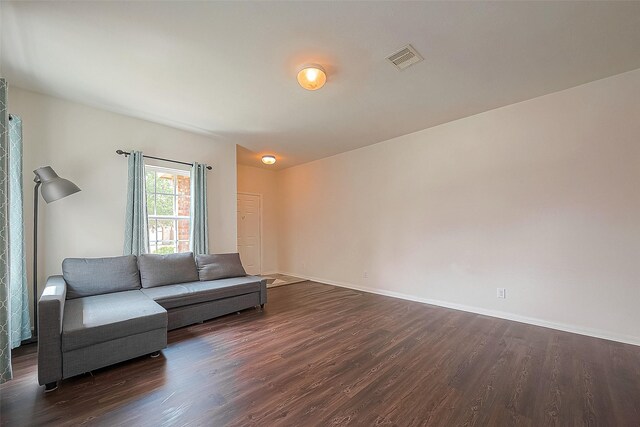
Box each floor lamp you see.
[31,166,81,339]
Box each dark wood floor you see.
[1,281,640,426]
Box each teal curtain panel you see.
[123,151,149,256]
[8,115,31,347]
[189,162,209,255]
[0,78,12,383]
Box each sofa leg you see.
[260,304,265,309]
[44,382,58,392]
[150,351,161,358]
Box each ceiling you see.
[2,2,640,170]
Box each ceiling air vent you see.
[386,44,423,71]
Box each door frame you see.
[237,192,263,275]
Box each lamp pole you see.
[33,178,42,338]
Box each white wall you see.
[278,69,640,345]
[9,87,238,321]
[237,164,280,274]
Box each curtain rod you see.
[116,150,212,170]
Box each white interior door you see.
[237,193,261,275]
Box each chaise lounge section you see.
[38,252,266,391]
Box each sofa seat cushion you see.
[62,290,167,352]
[140,276,262,310]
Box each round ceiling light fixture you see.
[261,155,276,165]
[297,64,327,91]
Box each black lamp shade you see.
[34,166,81,203]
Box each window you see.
[145,166,191,254]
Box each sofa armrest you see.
[38,275,67,385]
[256,277,267,305]
[243,275,267,305]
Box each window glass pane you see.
[156,195,174,216]
[157,219,175,242]
[156,242,176,254]
[178,241,190,253]
[156,173,175,194]
[177,175,191,195]
[177,196,190,217]
[149,242,157,254]
[146,194,155,216]
[148,219,158,243]
[145,171,155,194]
[177,219,190,243]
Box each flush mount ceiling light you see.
[297,64,327,91]
[262,155,276,165]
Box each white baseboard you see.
[280,271,640,347]
[260,271,279,276]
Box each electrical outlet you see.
[363,271,368,279]
[497,288,506,299]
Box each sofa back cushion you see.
[62,255,141,299]
[196,253,247,281]
[138,252,199,288]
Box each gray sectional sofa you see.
[37,252,267,391]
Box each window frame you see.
[145,165,191,254]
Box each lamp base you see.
[21,335,38,345]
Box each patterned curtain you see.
[8,115,31,347]
[123,151,148,256]
[189,162,209,255]
[1,78,12,383]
